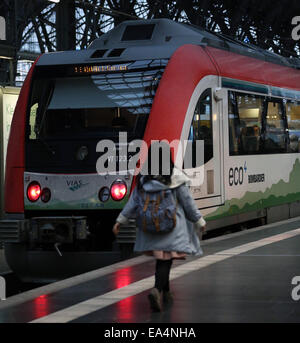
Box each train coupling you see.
[116,219,137,244]
[0,217,88,244]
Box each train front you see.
[0,18,214,282]
[0,31,171,283]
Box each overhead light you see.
[48,0,60,3]
[0,56,13,60]
[18,59,34,63]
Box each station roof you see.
[37,18,300,70]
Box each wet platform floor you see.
[1,217,300,323]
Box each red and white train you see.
[2,18,300,282]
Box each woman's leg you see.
[149,259,173,311]
[164,259,173,292]
[161,259,173,303]
[155,259,172,292]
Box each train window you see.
[228,92,240,155]
[185,89,213,167]
[286,101,300,152]
[27,78,54,141]
[27,68,164,142]
[228,91,289,155]
[237,93,263,154]
[228,91,264,155]
[263,99,287,153]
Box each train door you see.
[179,76,225,209]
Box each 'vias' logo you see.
[66,180,89,192]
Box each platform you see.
[1,216,300,323]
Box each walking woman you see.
[112,144,206,312]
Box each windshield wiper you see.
[35,84,56,155]
[36,85,54,137]
[37,137,56,156]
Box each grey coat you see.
[116,171,206,256]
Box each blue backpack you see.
[135,189,178,234]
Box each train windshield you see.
[28,60,167,142]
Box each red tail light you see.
[111,180,127,201]
[27,182,41,202]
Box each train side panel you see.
[179,46,300,228]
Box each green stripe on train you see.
[206,159,300,221]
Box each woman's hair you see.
[137,142,174,190]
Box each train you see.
[2,18,300,282]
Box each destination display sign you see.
[73,64,129,75]
[35,59,168,78]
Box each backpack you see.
[135,189,178,234]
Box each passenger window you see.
[185,89,213,167]
[263,100,286,153]
[228,91,288,155]
[228,92,240,155]
[238,93,263,154]
[286,101,300,152]
[229,92,263,155]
